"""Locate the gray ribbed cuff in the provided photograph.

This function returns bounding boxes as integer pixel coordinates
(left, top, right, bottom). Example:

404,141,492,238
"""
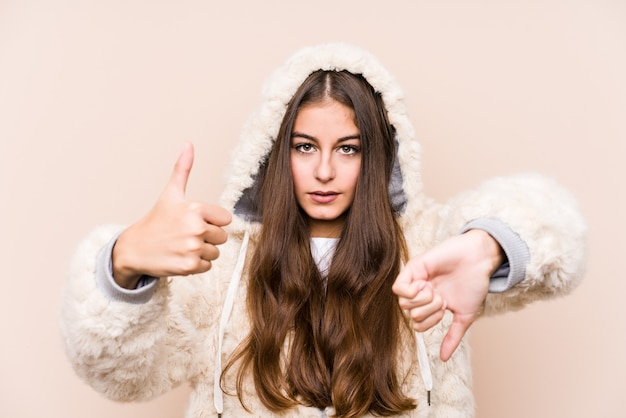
95,231,159,304
460,218,530,293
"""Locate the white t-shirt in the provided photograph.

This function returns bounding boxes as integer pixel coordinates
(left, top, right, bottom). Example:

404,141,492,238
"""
310,237,338,278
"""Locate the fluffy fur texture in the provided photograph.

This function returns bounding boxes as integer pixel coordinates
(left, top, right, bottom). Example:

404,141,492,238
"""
60,43,587,417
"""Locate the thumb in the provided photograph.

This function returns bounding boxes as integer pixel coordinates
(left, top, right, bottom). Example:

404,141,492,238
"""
439,315,471,362
164,142,194,198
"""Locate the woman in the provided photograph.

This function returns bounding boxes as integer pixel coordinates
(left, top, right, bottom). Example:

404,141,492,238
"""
60,43,587,417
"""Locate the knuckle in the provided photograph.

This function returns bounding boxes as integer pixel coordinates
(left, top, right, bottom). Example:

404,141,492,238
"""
187,220,207,237
410,309,424,323
179,256,202,275
412,322,427,332
183,237,203,253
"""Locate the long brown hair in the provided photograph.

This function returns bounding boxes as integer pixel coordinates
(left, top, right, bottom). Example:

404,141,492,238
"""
223,70,415,417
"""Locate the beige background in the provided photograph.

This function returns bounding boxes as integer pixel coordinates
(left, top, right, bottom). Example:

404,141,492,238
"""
1,0,624,417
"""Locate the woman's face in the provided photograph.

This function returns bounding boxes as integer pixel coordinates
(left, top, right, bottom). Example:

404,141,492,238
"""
290,99,362,238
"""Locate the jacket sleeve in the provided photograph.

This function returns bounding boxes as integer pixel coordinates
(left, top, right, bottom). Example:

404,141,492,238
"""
59,225,217,401
436,173,588,315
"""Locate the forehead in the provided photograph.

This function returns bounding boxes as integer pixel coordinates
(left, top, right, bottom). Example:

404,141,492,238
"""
293,100,358,134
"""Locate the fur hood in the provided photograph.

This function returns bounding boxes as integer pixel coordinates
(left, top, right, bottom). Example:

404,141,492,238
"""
220,43,425,234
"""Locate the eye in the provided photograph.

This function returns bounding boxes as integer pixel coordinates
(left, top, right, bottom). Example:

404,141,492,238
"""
338,144,360,155
294,143,316,153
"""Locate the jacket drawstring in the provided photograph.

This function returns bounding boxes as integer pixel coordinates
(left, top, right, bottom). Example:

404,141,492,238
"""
400,260,434,405
214,231,250,416
415,331,433,405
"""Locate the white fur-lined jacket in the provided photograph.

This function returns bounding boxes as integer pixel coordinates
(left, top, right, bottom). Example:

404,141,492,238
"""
60,44,587,417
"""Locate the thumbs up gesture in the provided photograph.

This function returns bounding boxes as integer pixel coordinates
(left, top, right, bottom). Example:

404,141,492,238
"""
112,143,232,289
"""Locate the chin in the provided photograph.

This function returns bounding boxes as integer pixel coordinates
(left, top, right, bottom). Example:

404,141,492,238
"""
309,213,341,222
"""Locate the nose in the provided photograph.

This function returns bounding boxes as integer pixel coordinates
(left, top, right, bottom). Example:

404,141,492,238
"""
314,152,335,182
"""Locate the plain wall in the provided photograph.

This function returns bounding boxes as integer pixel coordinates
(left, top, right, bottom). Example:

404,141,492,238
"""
1,0,624,417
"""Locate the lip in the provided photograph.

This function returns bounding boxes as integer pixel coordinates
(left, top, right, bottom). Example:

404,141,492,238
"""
309,191,339,204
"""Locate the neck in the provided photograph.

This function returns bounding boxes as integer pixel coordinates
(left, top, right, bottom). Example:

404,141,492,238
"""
308,219,344,238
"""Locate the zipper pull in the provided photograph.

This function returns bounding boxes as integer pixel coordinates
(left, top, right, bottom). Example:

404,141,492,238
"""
427,390,431,406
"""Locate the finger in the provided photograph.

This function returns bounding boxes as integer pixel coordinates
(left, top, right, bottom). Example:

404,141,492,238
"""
439,317,471,362
409,305,446,332
201,204,232,227
392,268,415,298
407,291,445,324
397,280,429,310
178,257,212,276
393,260,427,298
164,142,194,199
200,243,221,262
203,224,229,246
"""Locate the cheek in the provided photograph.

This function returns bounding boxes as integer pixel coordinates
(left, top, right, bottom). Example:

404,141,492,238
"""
347,161,361,191
290,157,304,191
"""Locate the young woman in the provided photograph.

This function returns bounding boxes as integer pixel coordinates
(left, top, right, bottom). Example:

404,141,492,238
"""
60,43,587,417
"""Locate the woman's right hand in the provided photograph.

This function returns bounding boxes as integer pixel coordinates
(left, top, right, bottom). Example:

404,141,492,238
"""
112,142,232,289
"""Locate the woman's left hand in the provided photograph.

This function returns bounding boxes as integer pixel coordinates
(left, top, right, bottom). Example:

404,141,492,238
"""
392,229,503,361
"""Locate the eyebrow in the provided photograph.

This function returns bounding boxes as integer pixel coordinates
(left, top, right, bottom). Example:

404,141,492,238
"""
291,132,361,142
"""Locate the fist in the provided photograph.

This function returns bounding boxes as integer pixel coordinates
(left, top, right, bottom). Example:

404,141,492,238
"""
393,230,501,361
